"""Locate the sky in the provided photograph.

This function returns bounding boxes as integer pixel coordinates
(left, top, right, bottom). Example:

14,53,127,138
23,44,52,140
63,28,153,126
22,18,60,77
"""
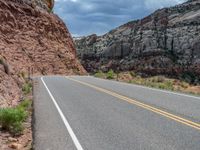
54,0,186,37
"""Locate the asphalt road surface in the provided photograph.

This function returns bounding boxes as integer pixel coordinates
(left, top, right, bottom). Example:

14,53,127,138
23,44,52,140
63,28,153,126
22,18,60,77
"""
33,76,200,150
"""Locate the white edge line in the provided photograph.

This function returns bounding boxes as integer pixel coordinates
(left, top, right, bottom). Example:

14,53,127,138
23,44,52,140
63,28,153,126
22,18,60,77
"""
88,76,200,100
41,77,84,150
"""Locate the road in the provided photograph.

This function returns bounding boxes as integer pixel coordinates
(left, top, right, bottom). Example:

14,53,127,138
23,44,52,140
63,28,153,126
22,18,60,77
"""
33,76,200,150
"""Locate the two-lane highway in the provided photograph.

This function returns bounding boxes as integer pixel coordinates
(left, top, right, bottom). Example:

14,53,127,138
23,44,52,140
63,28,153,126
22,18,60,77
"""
33,76,200,150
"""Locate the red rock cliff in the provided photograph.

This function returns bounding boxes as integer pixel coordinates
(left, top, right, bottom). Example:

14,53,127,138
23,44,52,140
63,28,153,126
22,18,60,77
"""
0,0,86,107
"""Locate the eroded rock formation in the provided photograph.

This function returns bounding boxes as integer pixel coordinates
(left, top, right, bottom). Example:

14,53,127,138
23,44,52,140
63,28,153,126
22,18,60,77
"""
75,0,200,82
0,0,86,107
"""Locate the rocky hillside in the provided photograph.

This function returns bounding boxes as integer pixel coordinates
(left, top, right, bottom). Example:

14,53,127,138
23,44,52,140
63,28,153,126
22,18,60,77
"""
75,0,200,82
0,0,86,107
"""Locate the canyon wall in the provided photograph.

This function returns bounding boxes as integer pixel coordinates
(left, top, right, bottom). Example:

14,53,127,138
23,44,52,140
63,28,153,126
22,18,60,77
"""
75,0,200,82
0,0,86,107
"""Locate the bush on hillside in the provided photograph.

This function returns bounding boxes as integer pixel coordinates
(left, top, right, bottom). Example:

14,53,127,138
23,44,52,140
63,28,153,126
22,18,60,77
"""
0,108,27,135
0,100,31,135
22,82,32,95
94,70,105,78
106,69,115,79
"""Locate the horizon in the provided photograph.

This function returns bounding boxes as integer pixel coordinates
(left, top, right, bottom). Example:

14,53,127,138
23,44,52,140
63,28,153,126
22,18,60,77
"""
54,0,187,37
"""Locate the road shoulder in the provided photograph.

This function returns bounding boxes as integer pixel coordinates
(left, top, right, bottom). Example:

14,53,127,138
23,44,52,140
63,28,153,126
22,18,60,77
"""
33,78,76,150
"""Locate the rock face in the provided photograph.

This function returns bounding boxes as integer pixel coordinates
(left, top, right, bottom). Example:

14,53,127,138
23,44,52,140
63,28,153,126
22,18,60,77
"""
75,0,200,81
0,0,86,107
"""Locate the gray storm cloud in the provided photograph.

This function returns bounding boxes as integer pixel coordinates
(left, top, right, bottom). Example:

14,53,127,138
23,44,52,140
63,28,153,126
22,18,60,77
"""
54,0,187,36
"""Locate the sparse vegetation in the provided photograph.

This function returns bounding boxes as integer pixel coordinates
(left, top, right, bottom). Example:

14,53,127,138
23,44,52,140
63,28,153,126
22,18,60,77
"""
95,69,116,79
106,69,115,79
93,71,200,96
18,71,26,79
47,0,54,13
0,100,31,135
48,8,53,13
22,82,32,95
94,70,105,78
17,99,32,111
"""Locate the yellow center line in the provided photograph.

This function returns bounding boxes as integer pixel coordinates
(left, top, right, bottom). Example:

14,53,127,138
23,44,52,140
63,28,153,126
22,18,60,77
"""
66,77,200,131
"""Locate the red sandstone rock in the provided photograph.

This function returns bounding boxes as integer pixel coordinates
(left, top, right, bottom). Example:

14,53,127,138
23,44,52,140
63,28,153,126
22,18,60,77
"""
0,0,86,107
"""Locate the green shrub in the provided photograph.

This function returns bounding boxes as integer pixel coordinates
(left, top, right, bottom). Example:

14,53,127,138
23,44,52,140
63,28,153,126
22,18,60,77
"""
17,99,32,111
157,83,166,89
165,81,174,90
0,100,31,135
22,82,32,95
106,69,115,79
131,76,175,91
156,80,174,91
0,107,27,135
94,70,105,78
9,121,24,135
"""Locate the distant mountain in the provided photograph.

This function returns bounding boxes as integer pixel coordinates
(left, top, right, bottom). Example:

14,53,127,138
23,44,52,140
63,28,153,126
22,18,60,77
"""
75,0,200,82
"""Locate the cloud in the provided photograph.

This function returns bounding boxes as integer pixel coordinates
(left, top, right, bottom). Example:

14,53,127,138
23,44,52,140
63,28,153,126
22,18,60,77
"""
144,0,186,10
54,0,187,36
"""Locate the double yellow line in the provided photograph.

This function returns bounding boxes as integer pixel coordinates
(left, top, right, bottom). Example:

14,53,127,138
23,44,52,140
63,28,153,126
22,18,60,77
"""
66,77,200,131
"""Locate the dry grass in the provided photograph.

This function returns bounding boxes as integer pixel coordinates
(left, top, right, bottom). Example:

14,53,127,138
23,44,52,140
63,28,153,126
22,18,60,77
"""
94,71,200,96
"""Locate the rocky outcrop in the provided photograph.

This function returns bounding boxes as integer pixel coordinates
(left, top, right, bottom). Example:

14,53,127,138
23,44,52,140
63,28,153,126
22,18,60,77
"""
0,0,86,107
75,0,200,82
5,0,54,11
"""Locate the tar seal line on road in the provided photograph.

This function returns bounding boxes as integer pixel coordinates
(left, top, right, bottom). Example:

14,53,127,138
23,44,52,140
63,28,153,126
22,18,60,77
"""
41,77,84,150
66,77,200,131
